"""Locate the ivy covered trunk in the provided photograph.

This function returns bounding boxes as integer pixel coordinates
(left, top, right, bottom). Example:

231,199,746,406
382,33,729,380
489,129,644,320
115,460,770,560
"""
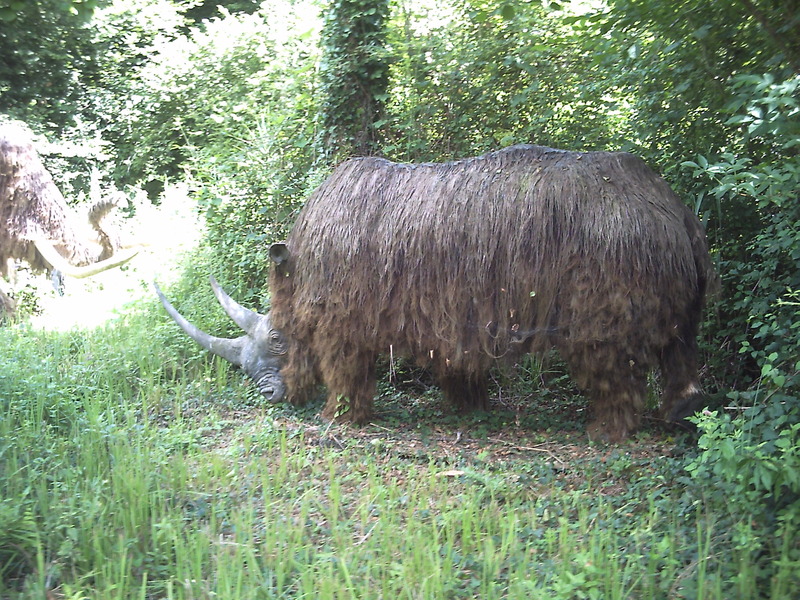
319,0,390,160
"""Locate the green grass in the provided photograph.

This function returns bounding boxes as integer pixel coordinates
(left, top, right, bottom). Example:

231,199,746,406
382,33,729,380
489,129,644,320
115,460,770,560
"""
1,301,798,599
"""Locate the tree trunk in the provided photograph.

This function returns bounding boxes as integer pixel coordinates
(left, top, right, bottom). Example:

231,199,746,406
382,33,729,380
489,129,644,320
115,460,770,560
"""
320,0,390,160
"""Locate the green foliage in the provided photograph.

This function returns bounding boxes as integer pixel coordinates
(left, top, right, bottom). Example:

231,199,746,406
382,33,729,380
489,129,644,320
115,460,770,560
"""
183,0,260,24
676,69,800,591
86,0,194,191
85,2,324,291
172,4,323,291
0,0,98,128
384,0,631,161
603,0,797,168
686,405,800,590
0,501,37,582
320,0,391,159
682,73,800,393
688,405,800,518
0,0,97,22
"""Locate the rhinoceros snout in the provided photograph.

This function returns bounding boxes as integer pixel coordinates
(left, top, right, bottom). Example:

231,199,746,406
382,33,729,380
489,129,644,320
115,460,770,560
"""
255,376,285,403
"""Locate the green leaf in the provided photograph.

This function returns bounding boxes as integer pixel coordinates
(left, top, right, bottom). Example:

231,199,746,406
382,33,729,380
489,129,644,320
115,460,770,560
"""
758,468,773,492
500,4,515,20
720,439,736,461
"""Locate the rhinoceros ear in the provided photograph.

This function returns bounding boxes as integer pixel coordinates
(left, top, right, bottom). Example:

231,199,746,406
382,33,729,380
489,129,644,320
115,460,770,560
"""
269,242,290,266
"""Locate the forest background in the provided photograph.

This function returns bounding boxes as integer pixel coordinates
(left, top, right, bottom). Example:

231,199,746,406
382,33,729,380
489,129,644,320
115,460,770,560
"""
0,0,798,598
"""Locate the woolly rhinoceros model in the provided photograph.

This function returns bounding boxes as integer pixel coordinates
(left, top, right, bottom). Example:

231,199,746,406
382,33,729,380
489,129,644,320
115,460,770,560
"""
157,145,715,442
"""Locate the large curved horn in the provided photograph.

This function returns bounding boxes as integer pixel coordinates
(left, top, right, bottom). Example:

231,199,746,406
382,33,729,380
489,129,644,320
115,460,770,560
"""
209,276,266,335
34,238,139,279
153,282,246,367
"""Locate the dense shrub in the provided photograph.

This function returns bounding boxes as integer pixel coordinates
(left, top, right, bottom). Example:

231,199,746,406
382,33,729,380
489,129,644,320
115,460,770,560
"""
682,74,800,395
101,1,325,295
686,404,800,591
383,1,632,162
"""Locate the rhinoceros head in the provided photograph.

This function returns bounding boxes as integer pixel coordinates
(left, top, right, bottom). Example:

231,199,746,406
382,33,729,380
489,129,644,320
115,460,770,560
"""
154,277,287,401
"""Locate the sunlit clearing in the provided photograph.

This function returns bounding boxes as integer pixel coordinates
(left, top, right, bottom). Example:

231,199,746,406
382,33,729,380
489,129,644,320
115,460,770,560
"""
23,183,204,331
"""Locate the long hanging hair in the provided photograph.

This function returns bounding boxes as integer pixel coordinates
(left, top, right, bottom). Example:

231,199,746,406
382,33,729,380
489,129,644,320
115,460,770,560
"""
271,145,712,378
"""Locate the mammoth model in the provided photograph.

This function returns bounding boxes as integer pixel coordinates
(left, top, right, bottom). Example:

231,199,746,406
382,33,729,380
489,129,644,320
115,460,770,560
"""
1,122,138,313
158,145,714,442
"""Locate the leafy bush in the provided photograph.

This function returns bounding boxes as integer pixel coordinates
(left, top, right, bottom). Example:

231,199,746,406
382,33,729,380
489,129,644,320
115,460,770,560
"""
683,74,800,394
685,405,800,592
383,1,632,162
116,3,324,293
677,75,800,593
0,0,98,129
688,405,800,522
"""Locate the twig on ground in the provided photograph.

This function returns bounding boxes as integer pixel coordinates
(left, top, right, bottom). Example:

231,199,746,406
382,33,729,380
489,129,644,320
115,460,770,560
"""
488,436,566,466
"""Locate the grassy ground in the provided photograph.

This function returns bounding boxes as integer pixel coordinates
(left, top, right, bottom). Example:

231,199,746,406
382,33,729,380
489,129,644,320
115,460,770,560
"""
1,300,798,599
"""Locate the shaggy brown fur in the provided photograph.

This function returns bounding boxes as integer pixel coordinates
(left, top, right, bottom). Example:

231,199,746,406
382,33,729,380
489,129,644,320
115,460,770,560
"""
269,145,714,442
0,123,121,279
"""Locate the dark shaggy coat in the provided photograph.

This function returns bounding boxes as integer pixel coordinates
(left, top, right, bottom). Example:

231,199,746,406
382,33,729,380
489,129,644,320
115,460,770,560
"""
269,145,713,442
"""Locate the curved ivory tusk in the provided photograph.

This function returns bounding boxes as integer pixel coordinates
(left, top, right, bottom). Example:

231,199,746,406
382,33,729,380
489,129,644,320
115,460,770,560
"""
33,238,140,279
153,282,247,367
209,276,267,335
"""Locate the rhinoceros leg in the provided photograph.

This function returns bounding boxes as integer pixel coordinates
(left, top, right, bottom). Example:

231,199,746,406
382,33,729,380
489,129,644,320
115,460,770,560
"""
562,342,646,443
437,370,490,412
585,384,646,444
318,349,377,425
658,335,703,425
281,343,322,406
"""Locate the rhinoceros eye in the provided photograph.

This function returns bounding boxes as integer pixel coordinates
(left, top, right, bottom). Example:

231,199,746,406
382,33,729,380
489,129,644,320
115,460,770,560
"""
270,331,288,355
